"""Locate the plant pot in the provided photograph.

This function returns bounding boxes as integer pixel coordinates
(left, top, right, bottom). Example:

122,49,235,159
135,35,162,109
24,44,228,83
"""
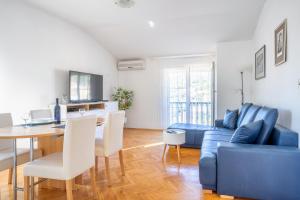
123,110,127,127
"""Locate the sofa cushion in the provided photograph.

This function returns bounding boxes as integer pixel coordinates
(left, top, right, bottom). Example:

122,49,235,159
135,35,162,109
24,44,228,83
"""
199,131,233,190
254,107,278,144
237,103,252,127
199,151,217,190
168,123,234,148
203,131,234,143
269,125,299,147
168,123,217,148
239,105,261,126
215,119,224,128
223,109,238,129
230,120,263,144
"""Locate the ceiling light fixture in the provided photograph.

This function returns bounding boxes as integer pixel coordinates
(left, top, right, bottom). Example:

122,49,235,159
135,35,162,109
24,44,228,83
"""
148,20,155,28
114,0,135,8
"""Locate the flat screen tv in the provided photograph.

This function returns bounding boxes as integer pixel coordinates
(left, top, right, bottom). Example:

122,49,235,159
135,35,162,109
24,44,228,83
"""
69,71,103,103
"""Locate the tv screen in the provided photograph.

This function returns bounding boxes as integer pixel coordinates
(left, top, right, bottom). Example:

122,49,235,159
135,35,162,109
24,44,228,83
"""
69,71,103,103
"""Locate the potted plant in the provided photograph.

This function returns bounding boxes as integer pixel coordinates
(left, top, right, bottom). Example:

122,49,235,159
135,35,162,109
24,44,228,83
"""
112,87,134,123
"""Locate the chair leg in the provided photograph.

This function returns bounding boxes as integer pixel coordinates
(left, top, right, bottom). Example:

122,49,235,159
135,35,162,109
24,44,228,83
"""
119,150,125,176
95,156,99,172
89,167,97,197
176,145,181,163
162,144,167,160
66,179,73,200
24,176,30,200
75,175,83,185
104,156,111,186
8,168,13,184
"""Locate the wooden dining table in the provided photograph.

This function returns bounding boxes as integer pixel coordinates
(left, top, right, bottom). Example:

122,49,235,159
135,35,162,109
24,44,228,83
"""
0,117,104,200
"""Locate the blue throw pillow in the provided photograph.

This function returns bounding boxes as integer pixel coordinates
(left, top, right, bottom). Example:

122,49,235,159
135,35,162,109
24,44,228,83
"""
230,120,263,144
223,109,238,129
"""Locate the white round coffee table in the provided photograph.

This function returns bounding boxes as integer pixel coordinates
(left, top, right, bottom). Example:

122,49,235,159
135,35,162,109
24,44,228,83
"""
162,129,186,163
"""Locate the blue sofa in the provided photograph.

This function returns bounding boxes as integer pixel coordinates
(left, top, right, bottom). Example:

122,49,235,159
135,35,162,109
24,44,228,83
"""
168,103,300,200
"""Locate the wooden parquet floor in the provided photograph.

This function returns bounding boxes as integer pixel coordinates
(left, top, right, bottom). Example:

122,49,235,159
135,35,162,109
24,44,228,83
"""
0,129,242,200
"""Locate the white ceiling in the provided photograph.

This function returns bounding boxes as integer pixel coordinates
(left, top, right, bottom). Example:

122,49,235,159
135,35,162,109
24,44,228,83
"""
24,0,265,59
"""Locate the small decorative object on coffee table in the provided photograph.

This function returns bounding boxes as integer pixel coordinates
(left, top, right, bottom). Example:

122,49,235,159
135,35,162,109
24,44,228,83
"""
162,129,186,163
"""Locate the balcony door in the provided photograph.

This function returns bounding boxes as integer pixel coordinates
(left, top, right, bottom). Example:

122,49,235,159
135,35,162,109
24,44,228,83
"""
165,63,214,126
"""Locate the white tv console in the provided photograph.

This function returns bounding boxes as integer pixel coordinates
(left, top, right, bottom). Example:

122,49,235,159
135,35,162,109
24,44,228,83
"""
49,101,118,120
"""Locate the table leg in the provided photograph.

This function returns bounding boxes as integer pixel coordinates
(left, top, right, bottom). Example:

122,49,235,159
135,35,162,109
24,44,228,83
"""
176,145,181,163
13,139,17,200
30,138,34,200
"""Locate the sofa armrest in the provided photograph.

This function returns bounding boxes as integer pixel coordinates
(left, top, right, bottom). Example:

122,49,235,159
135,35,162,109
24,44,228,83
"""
217,142,300,200
214,119,224,128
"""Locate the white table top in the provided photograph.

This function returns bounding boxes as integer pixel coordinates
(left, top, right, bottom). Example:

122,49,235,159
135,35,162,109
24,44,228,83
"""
0,124,64,139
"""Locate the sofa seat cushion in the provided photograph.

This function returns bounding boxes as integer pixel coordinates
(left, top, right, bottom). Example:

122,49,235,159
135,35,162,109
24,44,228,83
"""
168,123,212,130
201,130,233,154
168,123,210,148
199,130,233,190
168,123,232,148
202,131,233,152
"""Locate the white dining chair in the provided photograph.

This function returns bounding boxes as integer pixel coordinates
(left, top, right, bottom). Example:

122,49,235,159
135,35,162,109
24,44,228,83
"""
23,115,98,200
95,111,125,186
0,113,42,184
30,109,52,121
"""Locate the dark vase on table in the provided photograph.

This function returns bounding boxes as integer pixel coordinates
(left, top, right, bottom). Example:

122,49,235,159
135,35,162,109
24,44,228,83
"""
54,98,61,124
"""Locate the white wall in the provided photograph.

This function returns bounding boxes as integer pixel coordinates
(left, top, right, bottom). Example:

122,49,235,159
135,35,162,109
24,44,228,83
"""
0,0,117,123
120,41,253,128
216,40,253,118
118,59,161,129
118,57,214,129
252,0,300,138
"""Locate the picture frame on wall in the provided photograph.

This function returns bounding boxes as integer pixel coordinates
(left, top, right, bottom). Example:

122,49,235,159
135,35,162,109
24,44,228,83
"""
255,45,266,80
275,19,287,66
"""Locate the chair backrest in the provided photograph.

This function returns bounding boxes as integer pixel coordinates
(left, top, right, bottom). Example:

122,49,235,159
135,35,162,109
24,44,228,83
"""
103,111,125,156
30,109,52,121
0,113,13,150
63,115,97,179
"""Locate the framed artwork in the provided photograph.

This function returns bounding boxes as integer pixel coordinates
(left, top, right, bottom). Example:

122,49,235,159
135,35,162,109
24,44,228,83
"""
275,19,287,65
255,45,266,80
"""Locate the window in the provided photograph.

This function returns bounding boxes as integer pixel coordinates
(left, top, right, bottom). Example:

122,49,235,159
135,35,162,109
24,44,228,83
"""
164,64,213,126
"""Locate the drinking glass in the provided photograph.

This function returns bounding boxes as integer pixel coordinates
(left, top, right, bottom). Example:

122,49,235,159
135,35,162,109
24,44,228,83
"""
21,113,30,127
79,108,86,116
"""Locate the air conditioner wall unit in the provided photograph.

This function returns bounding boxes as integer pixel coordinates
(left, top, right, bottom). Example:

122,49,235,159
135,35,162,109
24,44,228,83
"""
117,59,145,71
